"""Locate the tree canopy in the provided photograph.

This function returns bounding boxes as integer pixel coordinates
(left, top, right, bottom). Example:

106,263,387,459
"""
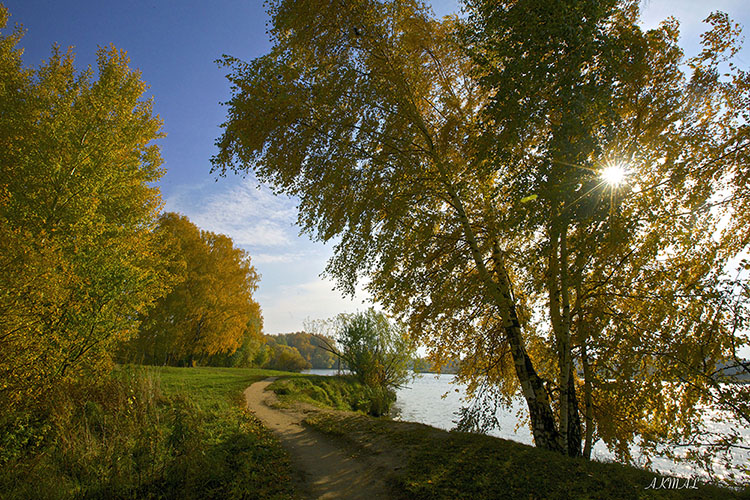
122,213,263,366
214,0,748,481
0,6,170,413
261,340,312,372
271,332,338,369
462,0,750,469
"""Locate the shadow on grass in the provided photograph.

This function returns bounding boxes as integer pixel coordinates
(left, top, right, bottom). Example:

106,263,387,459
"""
304,410,750,500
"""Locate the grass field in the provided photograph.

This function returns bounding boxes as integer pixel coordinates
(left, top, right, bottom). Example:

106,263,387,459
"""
1,365,300,500
306,410,750,500
8,366,744,499
155,365,289,407
137,366,301,500
269,374,371,411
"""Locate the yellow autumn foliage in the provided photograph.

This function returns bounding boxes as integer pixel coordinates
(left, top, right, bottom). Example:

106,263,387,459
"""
0,7,171,414
122,213,263,366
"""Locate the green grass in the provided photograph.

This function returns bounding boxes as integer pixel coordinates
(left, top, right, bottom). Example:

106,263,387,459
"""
267,374,749,500
140,365,301,500
303,411,749,500
0,365,301,500
268,374,397,416
269,374,367,411
155,365,294,407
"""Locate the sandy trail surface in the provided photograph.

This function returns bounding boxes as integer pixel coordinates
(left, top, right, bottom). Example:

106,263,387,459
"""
244,378,394,500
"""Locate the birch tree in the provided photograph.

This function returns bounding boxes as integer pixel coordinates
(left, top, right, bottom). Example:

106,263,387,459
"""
214,0,749,477
214,0,569,452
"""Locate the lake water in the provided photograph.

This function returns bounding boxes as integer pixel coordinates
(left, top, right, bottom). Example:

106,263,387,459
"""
303,369,749,482
392,372,534,445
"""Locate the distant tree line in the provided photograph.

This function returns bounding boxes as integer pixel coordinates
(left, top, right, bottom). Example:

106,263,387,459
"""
125,325,340,373
118,212,263,367
260,332,338,371
218,331,339,373
411,357,460,374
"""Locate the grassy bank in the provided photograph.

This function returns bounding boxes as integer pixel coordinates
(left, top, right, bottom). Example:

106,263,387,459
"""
269,374,395,416
269,375,369,411
276,374,748,500
305,411,748,500
157,365,284,409
0,366,297,500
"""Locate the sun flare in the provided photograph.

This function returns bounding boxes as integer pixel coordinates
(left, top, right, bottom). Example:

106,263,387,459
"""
600,164,627,187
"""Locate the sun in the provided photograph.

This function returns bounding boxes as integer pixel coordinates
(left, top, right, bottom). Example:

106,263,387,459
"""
600,164,627,187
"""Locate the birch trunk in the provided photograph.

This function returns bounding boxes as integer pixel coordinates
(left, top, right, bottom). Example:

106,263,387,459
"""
494,251,564,453
548,219,582,456
581,338,594,459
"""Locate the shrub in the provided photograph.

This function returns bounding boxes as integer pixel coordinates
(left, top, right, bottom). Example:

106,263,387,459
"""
264,344,311,372
271,375,396,416
312,309,414,414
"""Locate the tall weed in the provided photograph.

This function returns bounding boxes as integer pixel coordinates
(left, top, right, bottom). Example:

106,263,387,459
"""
0,367,294,499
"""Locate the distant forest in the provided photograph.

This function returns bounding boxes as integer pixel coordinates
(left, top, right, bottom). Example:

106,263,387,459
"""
257,332,461,374
261,332,338,371
257,332,462,375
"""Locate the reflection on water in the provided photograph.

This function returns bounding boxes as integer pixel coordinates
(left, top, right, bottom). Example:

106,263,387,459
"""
393,372,534,445
302,368,351,376
305,369,749,481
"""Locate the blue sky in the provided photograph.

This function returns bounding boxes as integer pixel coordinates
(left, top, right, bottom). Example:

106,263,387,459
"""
4,0,748,334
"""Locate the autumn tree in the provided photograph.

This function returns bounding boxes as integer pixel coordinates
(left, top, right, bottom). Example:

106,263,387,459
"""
0,6,171,414
259,337,311,372
213,0,749,479
213,0,563,450
204,316,265,367
123,213,263,366
462,0,750,475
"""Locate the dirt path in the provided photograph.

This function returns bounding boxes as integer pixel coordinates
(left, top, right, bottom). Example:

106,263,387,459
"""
244,378,393,500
